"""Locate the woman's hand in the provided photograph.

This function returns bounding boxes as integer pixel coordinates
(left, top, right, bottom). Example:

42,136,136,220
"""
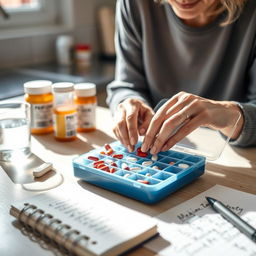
113,98,155,152
141,91,244,154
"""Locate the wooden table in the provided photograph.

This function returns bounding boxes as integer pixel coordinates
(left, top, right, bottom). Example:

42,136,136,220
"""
0,106,256,256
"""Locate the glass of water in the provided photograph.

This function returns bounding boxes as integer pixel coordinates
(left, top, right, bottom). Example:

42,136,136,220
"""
0,102,31,162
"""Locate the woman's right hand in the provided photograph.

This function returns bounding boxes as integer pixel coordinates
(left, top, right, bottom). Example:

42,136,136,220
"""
113,98,154,152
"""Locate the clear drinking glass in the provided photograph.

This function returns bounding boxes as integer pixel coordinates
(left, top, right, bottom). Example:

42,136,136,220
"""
0,102,31,162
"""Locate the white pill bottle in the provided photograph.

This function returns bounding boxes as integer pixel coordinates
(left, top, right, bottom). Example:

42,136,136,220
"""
56,35,74,66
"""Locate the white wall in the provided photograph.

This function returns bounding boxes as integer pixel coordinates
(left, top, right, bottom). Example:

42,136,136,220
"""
0,0,115,69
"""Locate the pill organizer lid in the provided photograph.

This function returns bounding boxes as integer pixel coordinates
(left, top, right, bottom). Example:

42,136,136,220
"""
171,121,239,161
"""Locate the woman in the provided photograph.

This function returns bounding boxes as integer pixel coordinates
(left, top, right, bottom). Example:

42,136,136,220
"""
107,0,256,154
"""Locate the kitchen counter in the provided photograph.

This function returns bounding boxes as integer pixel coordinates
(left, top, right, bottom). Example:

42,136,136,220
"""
0,58,115,101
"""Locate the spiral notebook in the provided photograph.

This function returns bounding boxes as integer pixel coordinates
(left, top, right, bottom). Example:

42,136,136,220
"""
10,184,157,256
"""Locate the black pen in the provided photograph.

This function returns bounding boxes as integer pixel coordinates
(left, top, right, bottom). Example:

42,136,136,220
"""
206,196,256,243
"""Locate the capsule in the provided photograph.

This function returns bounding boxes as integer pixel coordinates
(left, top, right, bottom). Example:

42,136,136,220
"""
137,179,149,184
151,154,158,161
88,156,99,161
142,161,153,166
126,156,137,162
104,143,112,151
109,167,116,173
113,154,123,159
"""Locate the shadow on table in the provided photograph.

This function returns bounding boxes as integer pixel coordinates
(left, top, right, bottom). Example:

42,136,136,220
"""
12,220,65,256
232,146,256,167
33,129,115,156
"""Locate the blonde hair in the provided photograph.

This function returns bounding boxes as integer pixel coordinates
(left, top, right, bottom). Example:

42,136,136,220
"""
155,0,247,26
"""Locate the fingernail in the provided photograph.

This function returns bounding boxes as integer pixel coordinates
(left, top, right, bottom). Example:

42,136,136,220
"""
131,137,136,145
140,128,146,135
141,143,148,152
128,145,133,152
150,146,157,155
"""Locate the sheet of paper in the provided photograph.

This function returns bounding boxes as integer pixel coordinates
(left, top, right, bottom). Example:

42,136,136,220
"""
145,185,256,256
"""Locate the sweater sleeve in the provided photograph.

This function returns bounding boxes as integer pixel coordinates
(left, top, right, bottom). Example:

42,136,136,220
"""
230,45,256,147
106,0,152,113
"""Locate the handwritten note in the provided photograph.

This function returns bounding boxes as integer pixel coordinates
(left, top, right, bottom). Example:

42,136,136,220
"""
145,185,256,256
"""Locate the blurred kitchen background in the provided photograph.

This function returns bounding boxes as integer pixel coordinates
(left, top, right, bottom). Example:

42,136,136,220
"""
0,0,116,107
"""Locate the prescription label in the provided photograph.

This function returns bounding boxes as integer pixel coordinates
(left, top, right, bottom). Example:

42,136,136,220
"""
30,103,53,129
77,103,96,129
53,112,77,138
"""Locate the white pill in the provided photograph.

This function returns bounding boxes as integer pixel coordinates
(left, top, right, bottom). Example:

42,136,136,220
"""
105,159,113,164
142,161,153,166
127,156,137,162
130,167,142,171
124,173,130,178
33,162,53,178
152,166,160,170
178,163,190,169
151,154,158,161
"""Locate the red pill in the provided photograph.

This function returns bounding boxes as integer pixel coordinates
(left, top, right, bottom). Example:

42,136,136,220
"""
137,179,149,184
95,163,105,169
88,156,99,161
111,162,117,167
99,165,110,172
110,167,116,173
104,143,112,151
94,160,104,165
137,152,148,157
113,154,123,159
106,148,114,156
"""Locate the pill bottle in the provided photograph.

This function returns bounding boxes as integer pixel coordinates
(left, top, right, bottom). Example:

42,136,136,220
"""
75,44,92,67
52,82,77,141
24,80,53,134
74,83,97,132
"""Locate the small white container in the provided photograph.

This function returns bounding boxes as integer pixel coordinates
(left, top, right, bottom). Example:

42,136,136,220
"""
56,35,74,66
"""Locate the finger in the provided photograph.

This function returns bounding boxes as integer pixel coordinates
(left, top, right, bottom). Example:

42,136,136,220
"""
161,114,204,151
126,104,139,146
141,93,192,152
149,105,196,155
113,126,124,146
138,108,154,136
115,109,132,150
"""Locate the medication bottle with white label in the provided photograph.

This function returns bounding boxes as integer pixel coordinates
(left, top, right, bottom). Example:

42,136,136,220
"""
52,82,77,141
74,83,97,132
24,80,53,134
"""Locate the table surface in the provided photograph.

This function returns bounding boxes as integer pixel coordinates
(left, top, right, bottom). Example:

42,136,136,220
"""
1,106,256,256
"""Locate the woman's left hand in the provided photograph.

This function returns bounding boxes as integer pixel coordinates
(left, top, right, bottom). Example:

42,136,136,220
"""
141,91,244,154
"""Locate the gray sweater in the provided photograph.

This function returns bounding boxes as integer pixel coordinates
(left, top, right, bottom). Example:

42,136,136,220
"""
107,0,256,147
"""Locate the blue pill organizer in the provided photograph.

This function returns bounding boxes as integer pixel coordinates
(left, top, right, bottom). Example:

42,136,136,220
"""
73,141,206,204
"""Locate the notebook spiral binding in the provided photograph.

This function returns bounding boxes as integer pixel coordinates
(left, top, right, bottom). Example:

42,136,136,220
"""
17,203,92,255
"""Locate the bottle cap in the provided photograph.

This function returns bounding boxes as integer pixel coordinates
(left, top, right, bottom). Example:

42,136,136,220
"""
52,82,74,93
24,80,52,95
74,83,96,97
75,44,91,51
